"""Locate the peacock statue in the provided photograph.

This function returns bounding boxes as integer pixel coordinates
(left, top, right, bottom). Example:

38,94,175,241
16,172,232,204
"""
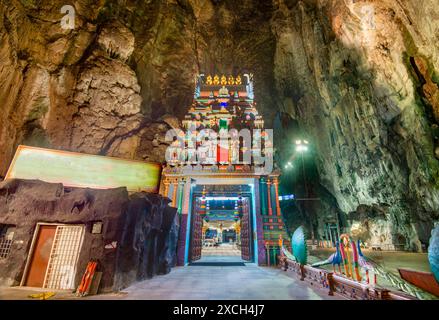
282,244,296,262
356,240,375,284
281,226,308,264
291,226,308,265
311,236,437,299
366,227,438,300
311,241,342,273
356,239,437,300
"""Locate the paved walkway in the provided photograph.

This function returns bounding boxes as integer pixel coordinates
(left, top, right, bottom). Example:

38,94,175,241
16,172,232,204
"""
0,256,343,300
88,256,343,300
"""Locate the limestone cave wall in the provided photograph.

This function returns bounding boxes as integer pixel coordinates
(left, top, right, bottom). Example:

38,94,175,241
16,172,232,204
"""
271,0,439,250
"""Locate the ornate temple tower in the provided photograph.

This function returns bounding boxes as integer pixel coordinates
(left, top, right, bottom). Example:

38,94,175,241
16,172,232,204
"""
160,74,290,266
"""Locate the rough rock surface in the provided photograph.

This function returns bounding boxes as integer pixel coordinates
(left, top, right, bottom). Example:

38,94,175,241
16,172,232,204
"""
114,192,179,290
0,179,178,292
0,0,438,250
271,0,439,251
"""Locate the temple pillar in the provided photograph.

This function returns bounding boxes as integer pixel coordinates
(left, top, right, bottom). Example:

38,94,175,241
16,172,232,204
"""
259,177,267,216
163,179,170,200
177,179,185,214
171,179,178,207
273,177,281,216
267,178,273,216
177,179,192,266
253,178,266,265
181,179,191,215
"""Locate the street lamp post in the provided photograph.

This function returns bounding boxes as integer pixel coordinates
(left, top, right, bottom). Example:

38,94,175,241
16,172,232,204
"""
283,139,320,244
295,140,315,243
295,140,309,196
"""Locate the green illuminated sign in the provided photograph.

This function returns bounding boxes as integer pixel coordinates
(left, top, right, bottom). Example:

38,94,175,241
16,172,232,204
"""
6,145,162,193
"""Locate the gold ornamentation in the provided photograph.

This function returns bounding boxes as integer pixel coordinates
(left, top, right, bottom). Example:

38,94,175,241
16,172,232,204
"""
228,75,235,85
221,75,227,85
206,75,213,85
213,75,220,85
235,75,242,85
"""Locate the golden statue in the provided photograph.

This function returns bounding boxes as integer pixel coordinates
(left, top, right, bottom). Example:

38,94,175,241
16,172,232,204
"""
235,75,242,85
213,75,220,85
206,75,213,85
228,75,235,85
220,75,227,86
218,85,229,96
234,222,241,235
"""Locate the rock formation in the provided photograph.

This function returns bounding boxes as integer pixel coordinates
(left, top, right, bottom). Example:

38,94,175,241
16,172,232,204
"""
0,0,438,250
0,179,178,291
271,0,439,251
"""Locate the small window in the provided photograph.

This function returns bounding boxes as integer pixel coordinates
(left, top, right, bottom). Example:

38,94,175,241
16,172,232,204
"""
0,224,15,259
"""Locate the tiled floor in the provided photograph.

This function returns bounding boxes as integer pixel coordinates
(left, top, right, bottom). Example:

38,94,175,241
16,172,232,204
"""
0,255,343,300
87,256,343,300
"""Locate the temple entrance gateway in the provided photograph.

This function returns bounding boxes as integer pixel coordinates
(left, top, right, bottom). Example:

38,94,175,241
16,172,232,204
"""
189,184,254,263
159,74,291,266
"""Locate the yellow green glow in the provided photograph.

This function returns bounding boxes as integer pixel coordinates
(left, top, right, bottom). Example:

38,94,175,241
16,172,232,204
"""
6,145,161,193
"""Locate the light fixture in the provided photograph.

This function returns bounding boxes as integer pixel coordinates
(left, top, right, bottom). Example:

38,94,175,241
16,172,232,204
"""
205,196,241,200
284,162,293,170
295,139,309,152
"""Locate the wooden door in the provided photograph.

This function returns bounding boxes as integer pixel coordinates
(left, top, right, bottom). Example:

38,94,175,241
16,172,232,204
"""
25,225,56,287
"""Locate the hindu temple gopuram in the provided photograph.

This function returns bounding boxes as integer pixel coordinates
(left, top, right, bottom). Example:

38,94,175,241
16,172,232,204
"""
0,0,439,309
160,74,289,266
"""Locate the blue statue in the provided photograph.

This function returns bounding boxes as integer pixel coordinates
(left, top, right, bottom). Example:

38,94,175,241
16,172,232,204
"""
428,225,439,284
311,241,342,273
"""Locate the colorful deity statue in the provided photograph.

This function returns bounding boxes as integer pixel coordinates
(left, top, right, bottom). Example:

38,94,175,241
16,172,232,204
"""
218,86,229,97
230,138,240,163
180,73,266,166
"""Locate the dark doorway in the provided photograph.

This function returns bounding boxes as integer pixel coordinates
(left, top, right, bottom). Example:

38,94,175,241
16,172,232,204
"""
189,185,254,264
